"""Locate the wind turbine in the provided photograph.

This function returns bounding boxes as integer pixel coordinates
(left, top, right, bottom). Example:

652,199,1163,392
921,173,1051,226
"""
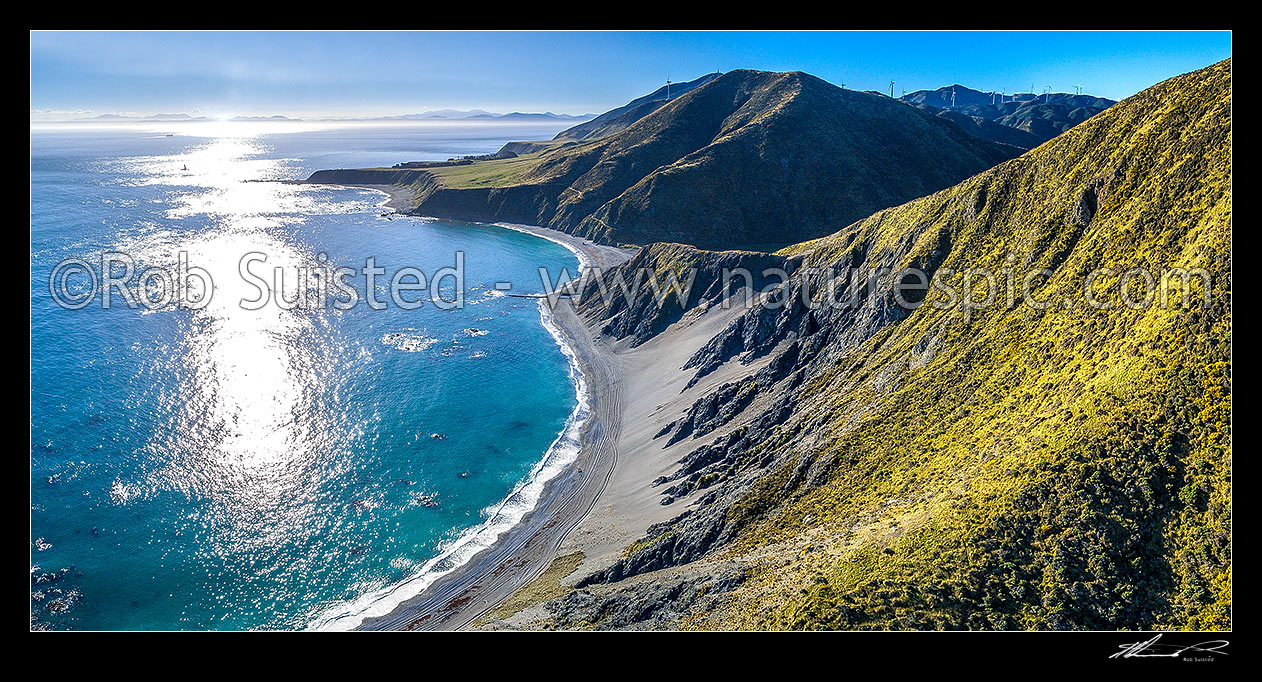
890,80,896,98
1074,84,1083,95
1044,86,1051,103
951,86,957,108
665,79,672,100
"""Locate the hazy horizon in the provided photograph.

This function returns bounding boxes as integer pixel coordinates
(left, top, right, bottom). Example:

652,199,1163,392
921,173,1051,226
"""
31,30,1230,122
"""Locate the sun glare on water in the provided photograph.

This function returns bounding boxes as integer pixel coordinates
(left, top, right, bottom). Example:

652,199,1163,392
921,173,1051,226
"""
111,128,357,554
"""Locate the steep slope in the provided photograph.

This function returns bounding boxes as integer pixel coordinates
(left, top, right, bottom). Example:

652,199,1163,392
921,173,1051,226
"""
521,59,1230,630
916,104,1045,149
310,70,1020,251
564,72,1017,250
983,100,1114,141
553,72,724,142
474,74,725,161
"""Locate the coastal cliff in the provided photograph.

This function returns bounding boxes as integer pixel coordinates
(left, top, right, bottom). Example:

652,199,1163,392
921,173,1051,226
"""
486,59,1231,630
306,166,559,226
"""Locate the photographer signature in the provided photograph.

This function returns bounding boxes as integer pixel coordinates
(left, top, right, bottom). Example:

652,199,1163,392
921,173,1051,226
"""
1110,634,1229,660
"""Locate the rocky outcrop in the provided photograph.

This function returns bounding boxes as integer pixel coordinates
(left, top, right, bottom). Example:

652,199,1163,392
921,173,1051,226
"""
305,168,432,186
575,242,799,345
544,564,745,630
531,60,1232,631
306,167,565,226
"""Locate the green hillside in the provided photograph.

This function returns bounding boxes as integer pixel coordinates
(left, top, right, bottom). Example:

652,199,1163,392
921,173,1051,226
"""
311,70,1019,251
560,59,1231,630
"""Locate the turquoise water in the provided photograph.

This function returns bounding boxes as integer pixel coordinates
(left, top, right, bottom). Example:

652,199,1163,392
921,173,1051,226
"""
30,121,583,630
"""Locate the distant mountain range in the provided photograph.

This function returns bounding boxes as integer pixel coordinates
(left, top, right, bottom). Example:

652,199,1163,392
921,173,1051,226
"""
52,82,1110,139
902,83,1114,110
900,84,1116,149
89,113,294,122
51,111,594,124
548,77,1115,153
91,113,212,121
360,110,595,122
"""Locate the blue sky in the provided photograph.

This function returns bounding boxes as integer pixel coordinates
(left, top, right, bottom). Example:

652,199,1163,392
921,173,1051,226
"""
30,31,1232,120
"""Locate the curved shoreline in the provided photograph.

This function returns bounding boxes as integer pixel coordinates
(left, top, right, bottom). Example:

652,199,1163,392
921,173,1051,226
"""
352,297,625,630
313,185,633,630
489,221,637,272
310,301,593,631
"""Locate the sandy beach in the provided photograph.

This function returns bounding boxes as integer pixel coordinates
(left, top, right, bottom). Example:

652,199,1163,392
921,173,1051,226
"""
355,295,627,629
490,222,633,272
341,183,418,213
321,184,755,630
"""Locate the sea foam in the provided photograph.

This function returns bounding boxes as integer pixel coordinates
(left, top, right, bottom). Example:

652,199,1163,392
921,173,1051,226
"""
307,297,590,631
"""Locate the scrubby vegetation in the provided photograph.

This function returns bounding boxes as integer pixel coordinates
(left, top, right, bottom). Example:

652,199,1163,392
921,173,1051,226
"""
721,59,1231,631
570,60,1230,631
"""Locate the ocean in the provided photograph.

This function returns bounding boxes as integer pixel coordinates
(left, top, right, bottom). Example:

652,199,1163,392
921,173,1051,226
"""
30,120,585,630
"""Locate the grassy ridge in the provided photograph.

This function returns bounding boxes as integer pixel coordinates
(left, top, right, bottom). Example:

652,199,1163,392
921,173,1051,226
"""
696,59,1231,630
404,70,1020,250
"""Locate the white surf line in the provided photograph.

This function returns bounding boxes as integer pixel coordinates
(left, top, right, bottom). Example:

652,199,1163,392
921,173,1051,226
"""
305,221,593,632
491,222,594,273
